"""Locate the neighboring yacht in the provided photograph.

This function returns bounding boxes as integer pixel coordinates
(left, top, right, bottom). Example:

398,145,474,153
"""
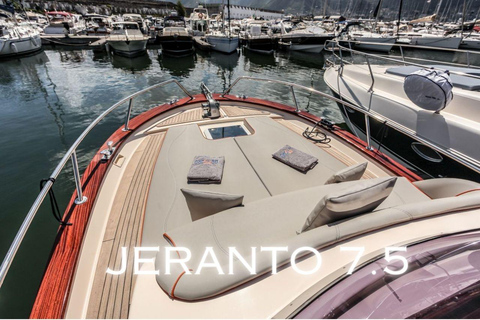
205,0,239,54
106,22,149,57
338,21,396,53
0,7,42,58
43,11,84,35
244,22,275,55
2,77,480,319
324,42,480,181
206,30,239,54
277,23,335,53
157,16,194,56
188,5,209,36
122,13,147,33
83,14,112,35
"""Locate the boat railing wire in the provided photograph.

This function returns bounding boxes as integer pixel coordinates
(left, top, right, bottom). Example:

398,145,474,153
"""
324,39,480,79
0,79,194,288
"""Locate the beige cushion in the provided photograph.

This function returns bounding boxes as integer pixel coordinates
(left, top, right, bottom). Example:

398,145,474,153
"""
325,162,368,184
299,177,397,233
181,188,244,221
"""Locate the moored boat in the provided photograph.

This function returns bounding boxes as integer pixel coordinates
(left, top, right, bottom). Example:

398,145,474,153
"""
277,24,334,53
0,7,42,58
157,16,194,57
106,22,149,57
2,76,480,319
324,42,480,181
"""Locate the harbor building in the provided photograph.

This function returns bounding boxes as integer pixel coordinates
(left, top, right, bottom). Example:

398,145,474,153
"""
198,3,283,19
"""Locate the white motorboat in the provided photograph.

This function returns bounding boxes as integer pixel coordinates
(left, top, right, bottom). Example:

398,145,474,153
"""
43,11,84,35
84,14,112,35
122,13,147,33
188,5,209,36
3,77,480,319
324,42,480,180
277,24,335,53
106,22,149,57
0,8,42,58
398,32,463,49
338,22,396,53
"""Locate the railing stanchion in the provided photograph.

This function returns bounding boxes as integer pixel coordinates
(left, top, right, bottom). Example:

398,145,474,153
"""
123,98,133,132
290,85,300,112
71,150,87,205
364,114,374,151
365,56,375,92
399,45,406,65
467,51,471,67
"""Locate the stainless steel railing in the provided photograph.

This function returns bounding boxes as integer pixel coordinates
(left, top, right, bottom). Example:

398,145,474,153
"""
0,79,194,288
325,39,480,81
222,76,480,175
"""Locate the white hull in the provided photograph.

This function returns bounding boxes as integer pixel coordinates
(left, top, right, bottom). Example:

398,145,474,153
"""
107,39,147,57
206,36,239,54
0,35,42,57
411,36,462,49
324,64,480,162
460,38,480,50
353,37,396,52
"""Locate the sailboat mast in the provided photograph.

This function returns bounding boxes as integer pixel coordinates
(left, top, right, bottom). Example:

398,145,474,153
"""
461,0,467,38
227,0,231,37
373,0,384,33
396,0,403,37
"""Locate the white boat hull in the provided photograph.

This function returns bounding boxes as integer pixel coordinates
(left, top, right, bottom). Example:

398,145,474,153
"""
353,37,396,52
206,36,239,54
460,38,480,50
323,65,480,163
411,36,462,49
107,39,148,57
0,35,42,57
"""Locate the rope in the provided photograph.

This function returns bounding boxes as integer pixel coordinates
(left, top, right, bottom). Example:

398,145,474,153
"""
40,178,71,226
303,119,333,144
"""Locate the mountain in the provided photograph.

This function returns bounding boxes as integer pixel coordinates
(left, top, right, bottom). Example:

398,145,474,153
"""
170,0,480,21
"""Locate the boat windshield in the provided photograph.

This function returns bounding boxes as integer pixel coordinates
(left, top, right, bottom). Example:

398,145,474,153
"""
295,231,480,319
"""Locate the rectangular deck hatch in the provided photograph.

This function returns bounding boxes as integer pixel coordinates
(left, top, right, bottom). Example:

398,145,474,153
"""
201,121,253,140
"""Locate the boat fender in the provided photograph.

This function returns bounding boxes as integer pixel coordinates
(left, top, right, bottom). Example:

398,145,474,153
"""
404,68,453,113
10,42,18,53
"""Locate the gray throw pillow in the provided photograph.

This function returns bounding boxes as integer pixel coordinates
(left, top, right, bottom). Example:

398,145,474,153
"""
325,162,368,184
299,177,397,233
181,189,244,221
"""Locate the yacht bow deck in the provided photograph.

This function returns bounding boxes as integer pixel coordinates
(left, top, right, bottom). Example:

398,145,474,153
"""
66,102,392,318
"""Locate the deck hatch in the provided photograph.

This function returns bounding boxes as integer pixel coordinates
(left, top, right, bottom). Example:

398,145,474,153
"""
201,121,252,140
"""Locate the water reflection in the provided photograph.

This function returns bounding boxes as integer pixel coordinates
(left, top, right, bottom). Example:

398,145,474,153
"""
110,52,152,73
159,53,196,77
242,48,277,68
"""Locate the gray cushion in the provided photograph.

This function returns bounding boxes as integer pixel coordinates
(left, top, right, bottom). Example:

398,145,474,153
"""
325,162,368,184
300,177,397,233
181,188,244,221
